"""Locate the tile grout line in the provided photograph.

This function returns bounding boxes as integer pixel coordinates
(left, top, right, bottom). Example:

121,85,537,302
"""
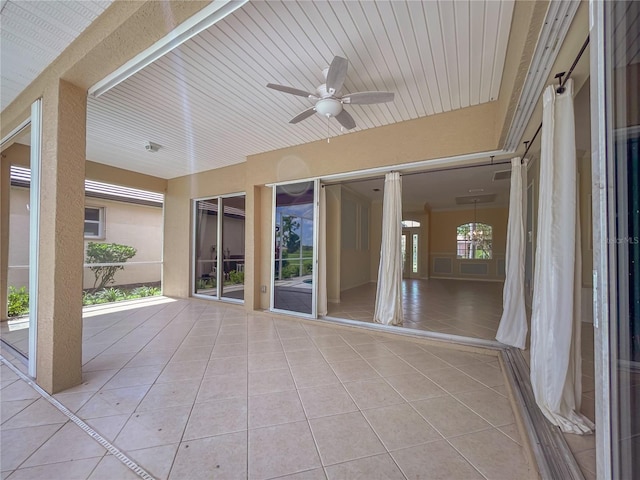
161,303,220,479
313,330,413,479
0,355,157,480
278,320,329,479
332,335,504,480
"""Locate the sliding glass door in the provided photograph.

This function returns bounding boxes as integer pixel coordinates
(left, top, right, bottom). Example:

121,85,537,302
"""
272,181,317,316
220,196,246,301
0,100,42,378
592,1,639,477
193,193,245,302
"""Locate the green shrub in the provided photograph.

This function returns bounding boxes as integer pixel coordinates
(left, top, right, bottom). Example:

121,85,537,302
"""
98,287,124,303
86,242,137,291
302,260,313,275
281,264,299,279
131,286,161,297
82,291,97,305
197,278,215,290
8,286,29,317
228,270,244,284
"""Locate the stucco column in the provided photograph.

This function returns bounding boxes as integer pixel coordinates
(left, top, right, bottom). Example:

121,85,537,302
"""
0,158,10,320
36,80,86,393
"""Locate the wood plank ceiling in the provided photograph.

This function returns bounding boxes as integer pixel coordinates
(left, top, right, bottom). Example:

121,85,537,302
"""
86,0,515,179
0,0,113,110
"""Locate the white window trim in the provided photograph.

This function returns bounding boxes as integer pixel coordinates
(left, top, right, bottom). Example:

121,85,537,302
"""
84,206,105,240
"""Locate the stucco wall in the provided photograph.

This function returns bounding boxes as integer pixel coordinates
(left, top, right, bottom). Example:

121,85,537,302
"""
162,101,500,309
8,186,163,290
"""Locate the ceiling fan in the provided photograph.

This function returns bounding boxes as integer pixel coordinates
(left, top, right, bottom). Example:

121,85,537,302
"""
266,56,394,130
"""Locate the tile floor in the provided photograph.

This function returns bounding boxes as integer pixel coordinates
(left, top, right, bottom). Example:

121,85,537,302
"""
330,278,598,480
1,297,535,479
328,279,504,341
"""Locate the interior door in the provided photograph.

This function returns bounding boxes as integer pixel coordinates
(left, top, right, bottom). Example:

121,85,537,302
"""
401,229,420,279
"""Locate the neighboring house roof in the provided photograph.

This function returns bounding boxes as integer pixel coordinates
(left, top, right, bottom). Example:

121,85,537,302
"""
10,166,163,207
197,200,245,219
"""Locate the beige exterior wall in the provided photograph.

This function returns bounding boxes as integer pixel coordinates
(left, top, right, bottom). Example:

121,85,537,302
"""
8,187,163,290
429,206,508,281
162,101,501,309
4,143,167,193
82,198,163,289
163,163,246,300
7,188,30,289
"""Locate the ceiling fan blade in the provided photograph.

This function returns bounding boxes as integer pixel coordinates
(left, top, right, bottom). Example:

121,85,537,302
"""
326,56,348,95
335,109,356,130
289,107,316,124
267,83,315,98
341,91,395,104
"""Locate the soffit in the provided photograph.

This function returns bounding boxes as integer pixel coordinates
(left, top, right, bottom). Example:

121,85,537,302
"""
86,0,515,179
0,0,113,110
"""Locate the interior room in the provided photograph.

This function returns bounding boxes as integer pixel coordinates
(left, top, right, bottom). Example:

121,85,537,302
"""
324,162,511,341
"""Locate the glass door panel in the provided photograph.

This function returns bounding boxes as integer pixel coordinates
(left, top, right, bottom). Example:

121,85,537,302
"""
221,196,246,301
401,233,408,277
601,1,640,477
273,182,315,315
194,198,218,297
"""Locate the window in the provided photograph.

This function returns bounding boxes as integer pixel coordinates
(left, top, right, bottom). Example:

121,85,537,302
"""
457,222,492,259
84,207,104,238
402,220,420,228
412,233,418,273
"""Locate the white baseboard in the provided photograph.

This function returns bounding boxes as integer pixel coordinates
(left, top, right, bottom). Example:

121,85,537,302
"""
429,276,504,283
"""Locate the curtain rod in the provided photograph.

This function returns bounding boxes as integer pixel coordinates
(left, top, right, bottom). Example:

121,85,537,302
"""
522,35,590,159
323,158,515,187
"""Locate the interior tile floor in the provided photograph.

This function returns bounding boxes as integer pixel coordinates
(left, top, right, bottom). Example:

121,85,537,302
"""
328,279,504,341
1,297,534,480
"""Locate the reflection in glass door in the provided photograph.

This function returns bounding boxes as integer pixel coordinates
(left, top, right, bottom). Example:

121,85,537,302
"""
193,198,219,298
193,194,246,302
272,181,316,316
221,196,246,301
0,100,42,379
593,1,639,477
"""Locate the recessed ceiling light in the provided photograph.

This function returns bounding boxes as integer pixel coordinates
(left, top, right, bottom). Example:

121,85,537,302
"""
468,188,485,193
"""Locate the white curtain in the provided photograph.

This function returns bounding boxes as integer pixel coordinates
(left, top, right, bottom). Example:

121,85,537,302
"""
530,79,594,434
374,172,403,326
496,157,528,349
317,184,328,316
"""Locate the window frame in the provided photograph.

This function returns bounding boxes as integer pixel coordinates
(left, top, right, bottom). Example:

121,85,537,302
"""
456,222,493,260
84,206,105,239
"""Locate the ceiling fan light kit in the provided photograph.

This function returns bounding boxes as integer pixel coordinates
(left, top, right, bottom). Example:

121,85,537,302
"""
266,55,394,131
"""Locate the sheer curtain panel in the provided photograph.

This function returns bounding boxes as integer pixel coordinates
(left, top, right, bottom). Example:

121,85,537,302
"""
373,172,403,326
496,157,528,348
530,79,593,434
